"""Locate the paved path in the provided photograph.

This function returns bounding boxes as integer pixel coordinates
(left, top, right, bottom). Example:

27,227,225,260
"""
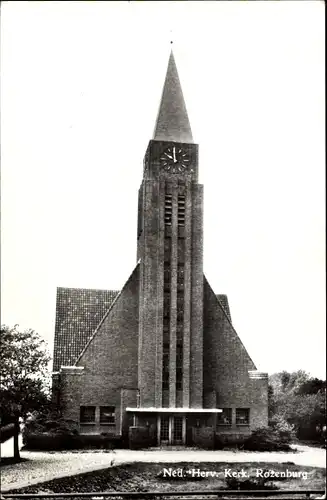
1,444,325,493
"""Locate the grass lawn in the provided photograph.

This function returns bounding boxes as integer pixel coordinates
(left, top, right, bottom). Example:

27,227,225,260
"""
6,461,326,498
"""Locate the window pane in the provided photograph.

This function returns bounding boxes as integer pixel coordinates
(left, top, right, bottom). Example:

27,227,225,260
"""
236,408,250,425
80,406,96,423
217,408,232,426
100,406,115,424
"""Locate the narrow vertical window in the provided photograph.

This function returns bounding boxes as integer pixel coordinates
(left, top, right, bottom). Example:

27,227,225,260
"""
177,195,185,226
162,344,170,390
236,408,250,425
164,262,171,292
164,194,172,226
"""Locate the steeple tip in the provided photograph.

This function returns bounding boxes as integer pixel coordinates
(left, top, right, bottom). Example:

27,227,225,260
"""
153,51,193,144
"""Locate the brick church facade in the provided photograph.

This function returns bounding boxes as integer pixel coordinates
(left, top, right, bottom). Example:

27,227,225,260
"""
52,52,268,448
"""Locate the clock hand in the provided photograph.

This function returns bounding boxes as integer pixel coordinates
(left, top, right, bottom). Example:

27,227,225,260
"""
164,153,173,159
173,147,177,163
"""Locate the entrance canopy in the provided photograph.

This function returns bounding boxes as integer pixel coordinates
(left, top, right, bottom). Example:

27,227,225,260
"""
126,407,222,413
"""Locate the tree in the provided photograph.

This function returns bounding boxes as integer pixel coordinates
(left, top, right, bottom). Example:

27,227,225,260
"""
269,370,326,442
296,378,326,395
0,325,51,458
269,370,312,395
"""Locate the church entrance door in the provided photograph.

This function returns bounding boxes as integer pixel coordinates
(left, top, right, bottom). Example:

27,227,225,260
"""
172,416,184,445
160,415,170,444
158,415,186,445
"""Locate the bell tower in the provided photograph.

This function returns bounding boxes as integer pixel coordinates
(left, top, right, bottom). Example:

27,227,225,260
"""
137,51,204,410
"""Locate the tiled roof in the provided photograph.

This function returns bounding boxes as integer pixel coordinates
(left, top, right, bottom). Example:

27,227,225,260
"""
216,294,232,323
53,287,119,372
53,287,232,372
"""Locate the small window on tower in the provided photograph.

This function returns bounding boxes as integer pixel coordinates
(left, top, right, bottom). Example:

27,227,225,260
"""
177,264,184,290
164,238,172,260
163,294,170,319
162,376,169,390
164,263,171,291
177,195,185,227
165,194,172,226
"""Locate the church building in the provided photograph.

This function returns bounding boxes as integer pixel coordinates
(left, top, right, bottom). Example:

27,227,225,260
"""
52,51,268,448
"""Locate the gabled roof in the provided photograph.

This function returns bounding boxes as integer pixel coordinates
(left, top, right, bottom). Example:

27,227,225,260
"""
53,286,232,372
153,51,193,144
53,287,119,371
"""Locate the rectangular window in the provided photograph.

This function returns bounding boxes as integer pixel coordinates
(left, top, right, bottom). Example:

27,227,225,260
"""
177,263,184,291
217,408,232,427
163,326,170,344
164,263,171,291
177,263,184,281
80,406,96,424
178,238,185,260
176,325,183,345
236,408,250,425
176,342,183,390
163,319,170,330
177,309,184,322
162,345,169,390
164,194,172,226
162,372,169,390
176,369,183,390
177,295,184,309
100,406,115,425
163,294,170,319
177,195,185,226
164,238,172,260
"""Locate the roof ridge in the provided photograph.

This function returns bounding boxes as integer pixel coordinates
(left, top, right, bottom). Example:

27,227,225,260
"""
57,286,120,293
74,262,140,366
204,274,257,370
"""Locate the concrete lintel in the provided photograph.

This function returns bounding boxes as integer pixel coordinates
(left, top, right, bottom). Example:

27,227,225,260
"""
126,407,222,413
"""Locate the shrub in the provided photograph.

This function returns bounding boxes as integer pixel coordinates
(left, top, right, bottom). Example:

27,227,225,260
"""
243,427,292,452
269,415,296,442
77,434,122,449
225,476,278,491
23,432,122,451
23,413,122,451
214,435,225,450
23,410,125,450
23,411,80,450
23,431,76,450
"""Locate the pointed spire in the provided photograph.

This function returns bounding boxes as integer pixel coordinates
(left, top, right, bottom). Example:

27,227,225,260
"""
153,51,193,144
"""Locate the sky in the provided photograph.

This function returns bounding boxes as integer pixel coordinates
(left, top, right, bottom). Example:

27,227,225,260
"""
1,1,325,379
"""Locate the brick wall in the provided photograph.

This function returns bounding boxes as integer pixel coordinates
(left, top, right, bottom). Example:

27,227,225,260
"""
203,276,268,429
192,426,215,449
60,264,140,435
190,184,204,408
138,179,163,407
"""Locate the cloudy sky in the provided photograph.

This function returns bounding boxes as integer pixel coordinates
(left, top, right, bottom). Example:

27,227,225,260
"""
1,1,325,378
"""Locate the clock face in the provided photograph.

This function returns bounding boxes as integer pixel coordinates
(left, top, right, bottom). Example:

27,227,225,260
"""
160,146,192,173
